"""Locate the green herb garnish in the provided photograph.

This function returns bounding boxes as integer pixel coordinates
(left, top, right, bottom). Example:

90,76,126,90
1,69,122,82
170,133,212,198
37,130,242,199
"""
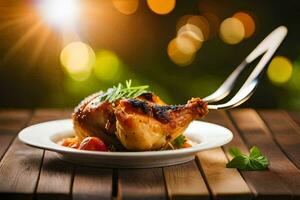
173,135,186,148
98,80,149,102
226,146,269,171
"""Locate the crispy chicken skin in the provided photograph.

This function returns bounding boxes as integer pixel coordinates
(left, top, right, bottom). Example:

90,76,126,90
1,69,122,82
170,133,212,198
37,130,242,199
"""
114,98,208,150
72,92,208,151
72,91,123,149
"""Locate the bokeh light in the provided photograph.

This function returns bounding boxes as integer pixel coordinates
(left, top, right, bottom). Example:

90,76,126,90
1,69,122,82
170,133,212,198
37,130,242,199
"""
177,15,210,41
64,76,102,105
289,60,300,90
112,0,139,15
172,14,211,66
202,12,221,38
177,24,203,51
187,15,210,41
267,56,293,84
233,12,255,38
286,60,300,108
93,50,121,82
219,17,245,44
60,42,95,81
147,0,176,15
36,0,79,29
176,14,193,31
167,36,196,66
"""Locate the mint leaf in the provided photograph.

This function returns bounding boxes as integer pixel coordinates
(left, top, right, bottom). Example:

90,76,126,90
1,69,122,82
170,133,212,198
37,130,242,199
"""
226,155,249,169
249,146,262,158
226,146,269,171
245,159,266,171
253,155,269,168
229,147,242,157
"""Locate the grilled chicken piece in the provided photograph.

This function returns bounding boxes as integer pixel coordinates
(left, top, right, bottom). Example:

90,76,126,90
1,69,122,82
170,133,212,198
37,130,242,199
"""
72,92,208,151
114,98,208,150
72,91,122,149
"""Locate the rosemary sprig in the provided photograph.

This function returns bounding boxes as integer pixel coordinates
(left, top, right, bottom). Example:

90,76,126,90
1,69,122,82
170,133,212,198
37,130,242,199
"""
98,80,149,102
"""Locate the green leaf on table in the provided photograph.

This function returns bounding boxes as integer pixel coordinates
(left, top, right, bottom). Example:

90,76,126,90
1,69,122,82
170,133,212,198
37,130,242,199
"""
229,147,242,157
226,146,269,171
226,155,248,169
249,146,263,158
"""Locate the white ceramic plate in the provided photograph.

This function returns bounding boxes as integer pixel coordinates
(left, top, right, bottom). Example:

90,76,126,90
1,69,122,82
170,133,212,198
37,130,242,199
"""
18,119,232,168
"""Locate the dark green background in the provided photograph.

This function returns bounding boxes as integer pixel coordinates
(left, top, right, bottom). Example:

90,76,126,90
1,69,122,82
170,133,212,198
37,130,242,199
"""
0,0,299,109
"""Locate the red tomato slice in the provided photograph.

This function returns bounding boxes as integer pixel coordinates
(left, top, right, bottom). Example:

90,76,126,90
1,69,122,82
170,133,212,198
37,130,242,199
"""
79,137,109,151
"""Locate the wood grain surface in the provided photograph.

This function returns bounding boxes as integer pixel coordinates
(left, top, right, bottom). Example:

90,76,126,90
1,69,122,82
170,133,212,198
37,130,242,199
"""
163,160,210,200
230,109,300,199
0,109,300,200
200,113,252,200
118,168,166,200
288,111,300,127
29,109,74,200
72,166,113,200
208,110,292,200
0,110,31,160
0,109,41,200
258,110,300,169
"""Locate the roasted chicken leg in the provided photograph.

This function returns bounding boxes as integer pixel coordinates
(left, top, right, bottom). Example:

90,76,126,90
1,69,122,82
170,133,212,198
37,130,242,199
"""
73,92,208,151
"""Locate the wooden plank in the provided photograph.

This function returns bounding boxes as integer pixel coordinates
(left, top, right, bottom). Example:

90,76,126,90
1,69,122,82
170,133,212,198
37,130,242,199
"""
288,111,300,127
258,110,300,170
0,110,42,199
0,121,43,199
118,168,166,200
30,109,74,200
197,112,253,200
29,109,72,125
40,108,116,200
33,109,114,200
35,151,74,200
230,109,300,199
163,160,210,200
72,166,113,200
196,148,252,200
206,110,292,200
0,109,31,160
0,109,32,131
0,129,16,161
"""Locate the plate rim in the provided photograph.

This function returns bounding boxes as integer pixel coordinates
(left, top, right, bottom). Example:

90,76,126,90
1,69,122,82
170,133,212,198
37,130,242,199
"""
18,119,233,157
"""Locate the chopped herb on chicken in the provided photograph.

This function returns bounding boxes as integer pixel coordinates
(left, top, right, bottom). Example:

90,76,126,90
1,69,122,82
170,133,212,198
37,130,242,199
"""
173,135,186,148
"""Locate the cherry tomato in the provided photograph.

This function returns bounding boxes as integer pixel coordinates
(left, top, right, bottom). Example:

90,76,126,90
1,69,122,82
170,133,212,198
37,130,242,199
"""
79,137,109,151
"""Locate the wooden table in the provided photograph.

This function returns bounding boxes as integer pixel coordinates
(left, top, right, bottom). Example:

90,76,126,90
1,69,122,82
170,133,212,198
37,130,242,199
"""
0,109,300,200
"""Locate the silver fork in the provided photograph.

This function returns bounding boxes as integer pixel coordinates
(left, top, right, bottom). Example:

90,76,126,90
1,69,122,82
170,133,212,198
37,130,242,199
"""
204,26,288,110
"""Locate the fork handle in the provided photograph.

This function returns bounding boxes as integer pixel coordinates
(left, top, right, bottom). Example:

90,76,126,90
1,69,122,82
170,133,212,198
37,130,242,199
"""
208,26,288,110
